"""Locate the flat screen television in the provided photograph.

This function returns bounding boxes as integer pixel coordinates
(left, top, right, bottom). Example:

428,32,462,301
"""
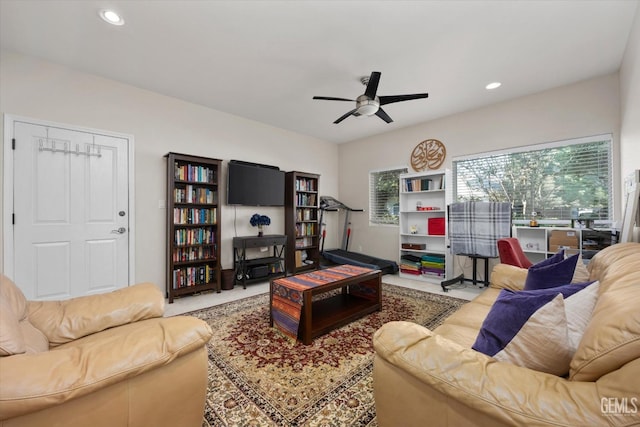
227,160,285,206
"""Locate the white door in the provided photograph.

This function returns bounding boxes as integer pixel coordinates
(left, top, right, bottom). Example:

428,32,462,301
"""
7,119,132,300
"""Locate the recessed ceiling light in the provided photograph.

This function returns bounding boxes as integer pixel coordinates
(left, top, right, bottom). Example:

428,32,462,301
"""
485,82,502,90
99,9,124,26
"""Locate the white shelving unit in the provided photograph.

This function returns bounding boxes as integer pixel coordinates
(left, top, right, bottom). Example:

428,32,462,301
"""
513,226,549,263
398,169,452,283
513,226,617,263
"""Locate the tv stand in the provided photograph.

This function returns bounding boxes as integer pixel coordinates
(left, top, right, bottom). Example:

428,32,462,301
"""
233,235,286,288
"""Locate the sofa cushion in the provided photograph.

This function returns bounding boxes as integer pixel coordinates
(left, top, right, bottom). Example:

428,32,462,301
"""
27,282,165,347
571,254,590,283
570,253,640,381
473,279,599,375
0,275,49,356
0,299,25,356
473,291,572,375
523,251,579,290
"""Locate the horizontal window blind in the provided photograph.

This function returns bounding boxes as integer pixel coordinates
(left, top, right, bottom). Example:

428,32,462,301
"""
453,136,612,222
369,167,407,225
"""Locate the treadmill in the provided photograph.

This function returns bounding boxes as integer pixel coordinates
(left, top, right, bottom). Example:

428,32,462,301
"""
319,196,399,275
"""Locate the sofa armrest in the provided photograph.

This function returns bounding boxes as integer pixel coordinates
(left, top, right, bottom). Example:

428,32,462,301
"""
0,316,212,421
27,283,164,346
489,264,527,291
373,321,606,426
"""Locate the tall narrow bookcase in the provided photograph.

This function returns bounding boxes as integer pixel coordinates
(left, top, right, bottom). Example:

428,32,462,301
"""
398,169,452,284
285,171,320,274
166,152,222,303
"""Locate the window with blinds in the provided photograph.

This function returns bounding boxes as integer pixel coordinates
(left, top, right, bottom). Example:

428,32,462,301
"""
369,167,408,225
453,135,613,223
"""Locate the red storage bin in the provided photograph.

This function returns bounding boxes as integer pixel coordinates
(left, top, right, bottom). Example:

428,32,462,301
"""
428,217,445,235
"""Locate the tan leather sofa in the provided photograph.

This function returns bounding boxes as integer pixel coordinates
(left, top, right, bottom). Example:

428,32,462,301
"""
373,242,640,426
0,275,213,427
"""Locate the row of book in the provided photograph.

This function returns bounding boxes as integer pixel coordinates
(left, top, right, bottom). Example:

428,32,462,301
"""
400,253,445,277
295,236,315,248
295,178,317,192
174,185,217,204
402,177,432,192
172,265,217,289
296,208,317,222
295,222,317,237
297,193,317,207
174,227,215,246
174,162,217,183
173,208,217,225
172,246,217,263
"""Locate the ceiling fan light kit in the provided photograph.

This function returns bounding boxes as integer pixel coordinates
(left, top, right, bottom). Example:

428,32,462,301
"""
355,95,379,116
313,71,429,124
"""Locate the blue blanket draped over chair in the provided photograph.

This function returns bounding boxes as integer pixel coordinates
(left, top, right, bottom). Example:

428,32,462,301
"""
449,202,512,258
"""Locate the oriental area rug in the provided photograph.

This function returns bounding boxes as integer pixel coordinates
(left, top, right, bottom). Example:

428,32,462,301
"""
186,283,467,427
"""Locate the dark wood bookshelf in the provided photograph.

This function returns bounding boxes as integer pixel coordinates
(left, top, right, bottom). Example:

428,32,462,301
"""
166,152,222,303
285,171,320,274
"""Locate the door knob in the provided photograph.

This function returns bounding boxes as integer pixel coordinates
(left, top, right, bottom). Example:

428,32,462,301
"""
111,227,127,234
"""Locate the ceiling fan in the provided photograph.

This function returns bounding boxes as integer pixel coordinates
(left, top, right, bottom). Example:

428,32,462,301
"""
313,71,429,124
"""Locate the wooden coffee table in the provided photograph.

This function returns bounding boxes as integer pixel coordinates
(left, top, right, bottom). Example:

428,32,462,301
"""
270,266,382,344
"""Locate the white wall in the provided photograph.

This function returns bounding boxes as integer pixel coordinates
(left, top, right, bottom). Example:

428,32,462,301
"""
620,4,640,230
338,73,622,265
0,50,340,293
1,46,632,294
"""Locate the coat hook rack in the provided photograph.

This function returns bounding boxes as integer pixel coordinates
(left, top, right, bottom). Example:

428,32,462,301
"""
38,138,102,158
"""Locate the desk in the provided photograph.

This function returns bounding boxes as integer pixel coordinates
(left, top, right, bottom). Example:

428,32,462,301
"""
233,235,286,288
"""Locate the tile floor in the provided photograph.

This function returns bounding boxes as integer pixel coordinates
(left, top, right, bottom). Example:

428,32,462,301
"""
164,273,484,317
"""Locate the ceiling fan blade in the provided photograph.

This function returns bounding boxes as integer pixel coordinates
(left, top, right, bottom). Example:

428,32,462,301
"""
375,108,393,123
334,108,357,124
379,93,429,105
364,71,381,99
313,96,355,102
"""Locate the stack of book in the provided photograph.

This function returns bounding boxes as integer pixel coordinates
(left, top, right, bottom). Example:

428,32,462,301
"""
400,254,422,275
421,254,445,277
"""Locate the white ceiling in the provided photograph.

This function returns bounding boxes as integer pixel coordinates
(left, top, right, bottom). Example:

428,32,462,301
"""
0,0,637,144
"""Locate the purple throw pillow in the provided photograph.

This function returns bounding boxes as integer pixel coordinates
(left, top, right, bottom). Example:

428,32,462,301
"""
472,289,560,357
524,251,579,291
472,280,598,366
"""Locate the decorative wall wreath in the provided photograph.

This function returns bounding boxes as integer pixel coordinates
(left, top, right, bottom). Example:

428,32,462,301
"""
410,139,446,171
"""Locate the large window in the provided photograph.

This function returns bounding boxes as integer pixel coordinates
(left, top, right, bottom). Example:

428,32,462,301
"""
453,135,613,225
369,167,408,225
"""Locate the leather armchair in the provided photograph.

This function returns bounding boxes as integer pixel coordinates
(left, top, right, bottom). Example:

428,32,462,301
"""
0,275,213,427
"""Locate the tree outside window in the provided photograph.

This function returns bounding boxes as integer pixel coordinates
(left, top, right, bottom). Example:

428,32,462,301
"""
454,136,612,224
370,167,408,225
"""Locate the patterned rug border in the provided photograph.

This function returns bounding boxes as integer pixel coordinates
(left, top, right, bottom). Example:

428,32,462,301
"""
183,282,469,427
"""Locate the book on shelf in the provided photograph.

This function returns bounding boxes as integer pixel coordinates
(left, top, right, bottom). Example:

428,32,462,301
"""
295,236,314,248
403,177,432,192
400,253,445,277
174,163,217,183
174,227,215,246
174,186,217,204
295,178,317,192
296,193,317,206
172,264,216,289
295,223,317,237
173,208,217,224
173,245,217,262
296,208,316,221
